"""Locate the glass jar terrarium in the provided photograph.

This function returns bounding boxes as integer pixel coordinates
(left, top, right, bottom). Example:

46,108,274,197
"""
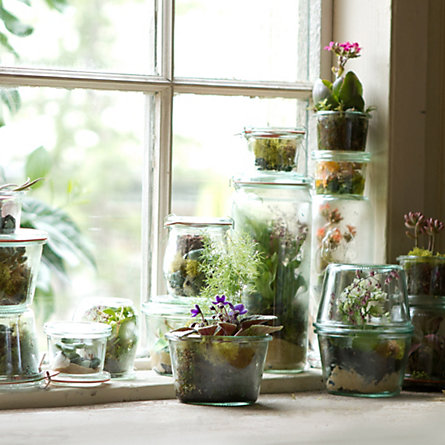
73,297,139,379
311,150,371,196
44,321,111,386
163,215,233,299
316,111,369,151
231,174,312,373
0,229,47,312
314,263,413,397
242,127,306,174
0,190,23,234
308,195,374,367
142,295,203,375
0,309,43,387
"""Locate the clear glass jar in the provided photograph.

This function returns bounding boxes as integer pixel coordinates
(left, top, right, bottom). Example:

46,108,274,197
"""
242,127,306,174
73,297,139,379
311,150,371,196
231,174,312,373
44,321,111,385
0,229,47,312
142,295,199,375
308,195,374,367
314,263,413,397
400,294,445,389
166,332,271,406
163,215,233,299
0,309,43,387
0,190,23,234
316,111,369,151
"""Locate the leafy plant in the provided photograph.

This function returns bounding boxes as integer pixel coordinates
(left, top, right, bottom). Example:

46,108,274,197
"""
169,295,282,338
199,230,262,304
312,41,373,113
404,211,445,255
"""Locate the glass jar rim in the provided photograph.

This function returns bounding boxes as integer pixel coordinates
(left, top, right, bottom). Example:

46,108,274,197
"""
232,174,311,188
313,322,413,335
242,127,305,139
141,295,204,316
44,321,112,338
164,214,233,228
397,254,445,262
325,263,404,274
165,332,272,343
311,150,371,162
0,228,48,244
78,296,135,308
315,110,370,118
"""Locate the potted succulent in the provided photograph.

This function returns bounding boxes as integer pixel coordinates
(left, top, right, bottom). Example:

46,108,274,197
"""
314,264,413,397
166,295,282,405
397,212,445,388
312,41,374,151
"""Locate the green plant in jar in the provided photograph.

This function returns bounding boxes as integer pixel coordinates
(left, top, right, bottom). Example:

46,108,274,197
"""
79,302,138,378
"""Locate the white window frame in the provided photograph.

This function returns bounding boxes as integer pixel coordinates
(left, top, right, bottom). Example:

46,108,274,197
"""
0,0,328,305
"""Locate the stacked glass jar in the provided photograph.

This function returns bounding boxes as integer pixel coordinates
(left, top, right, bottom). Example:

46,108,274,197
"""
0,189,47,387
142,215,233,375
231,128,313,373
308,113,374,368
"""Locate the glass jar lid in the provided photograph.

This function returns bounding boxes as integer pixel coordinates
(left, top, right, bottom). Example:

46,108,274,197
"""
164,215,233,228
242,127,305,139
311,150,371,162
232,173,312,188
44,321,112,338
0,228,48,244
142,295,205,317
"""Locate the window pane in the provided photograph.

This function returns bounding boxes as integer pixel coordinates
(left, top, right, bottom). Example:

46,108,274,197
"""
1,0,157,75
0,87,148,330
171,94,308,216
175,0,309,82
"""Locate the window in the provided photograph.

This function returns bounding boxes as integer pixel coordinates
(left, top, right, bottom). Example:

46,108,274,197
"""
0,0,324,334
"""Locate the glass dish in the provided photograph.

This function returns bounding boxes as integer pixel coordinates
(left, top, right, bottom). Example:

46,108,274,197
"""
44,321,111,386
73,297,139,379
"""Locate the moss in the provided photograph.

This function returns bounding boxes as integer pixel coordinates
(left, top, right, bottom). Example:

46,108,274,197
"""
407,247,445,257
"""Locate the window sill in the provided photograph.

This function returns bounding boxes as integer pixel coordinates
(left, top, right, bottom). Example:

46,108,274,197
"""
0,368,324,410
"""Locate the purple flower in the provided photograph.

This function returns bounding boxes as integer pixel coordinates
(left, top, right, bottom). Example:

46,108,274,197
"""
190,304,201,318
232,304,247,316
212,295,228,306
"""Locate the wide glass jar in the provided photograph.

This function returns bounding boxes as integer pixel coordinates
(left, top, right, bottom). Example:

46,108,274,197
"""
166,332,271,406
311,150,371,196
404,296,445,389
0,229,47,312
163,215,233,299
242,127,306,174
316,111,369,151
0,309,43,387
314,263,413,397
0,190,23,234
308,195,374,367
73,297,139,379
231,174,312,373
142,295,201,375
44,321,111,385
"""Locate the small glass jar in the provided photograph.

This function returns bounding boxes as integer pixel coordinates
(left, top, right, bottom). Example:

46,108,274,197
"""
0,190,23,234
316,111,370,151
0,229,47,312
166,332,271,406
308,195,374,367
44,321,111,385
0,309,43,387
314,263,413,397
311,150,371,196
163,215,233,299
242,127,306,174
142,295,207,375
231,173,312,373
73,297,139,379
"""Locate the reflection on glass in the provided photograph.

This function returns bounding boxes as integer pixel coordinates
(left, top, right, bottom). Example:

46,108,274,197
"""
171,94,307,216
0,87,147,333
175,0,309,82
1,0,156,75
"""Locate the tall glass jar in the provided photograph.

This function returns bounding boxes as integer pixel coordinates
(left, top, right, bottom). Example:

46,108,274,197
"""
0,190,23,234
308,195,374,367
163,215,233,299
231,174,312,373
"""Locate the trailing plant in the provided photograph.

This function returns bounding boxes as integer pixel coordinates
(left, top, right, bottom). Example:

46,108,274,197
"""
312,41,374,114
